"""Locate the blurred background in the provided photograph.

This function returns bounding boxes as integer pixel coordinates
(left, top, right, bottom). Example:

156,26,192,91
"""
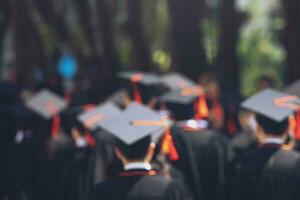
0,0,299,100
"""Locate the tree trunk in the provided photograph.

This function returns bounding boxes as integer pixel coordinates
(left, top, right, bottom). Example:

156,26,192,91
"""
281,0,300,83
125,0,153,71
168,0,208,81
90,0,121,96
11,0,34,88
0,0,9,73
216,0,239,93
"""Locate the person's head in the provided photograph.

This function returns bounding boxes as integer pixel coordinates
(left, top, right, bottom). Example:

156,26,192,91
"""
256,75,275,91
114,136,156,164
255,114,289,141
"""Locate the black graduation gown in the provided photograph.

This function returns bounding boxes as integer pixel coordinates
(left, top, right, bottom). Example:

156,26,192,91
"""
228,130,258,162
88,169,193,200
228,143,300,200
171,126,229,200
50,135,94,200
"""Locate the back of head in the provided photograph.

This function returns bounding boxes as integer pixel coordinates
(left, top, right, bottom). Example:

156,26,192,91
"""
116,136,151,160
255,114,289,136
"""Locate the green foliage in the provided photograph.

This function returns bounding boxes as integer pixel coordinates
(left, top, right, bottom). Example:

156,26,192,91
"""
201,17,219,65
237,0,286,96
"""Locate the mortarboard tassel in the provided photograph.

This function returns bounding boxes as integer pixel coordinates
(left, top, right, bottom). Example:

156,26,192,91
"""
130,73,144,104
294,110,300,140
132,120,179,161
227,117,237,135
84,131,96,148
194,95,209,120
51,114,60,138
46,101,61,138
161,125,179,161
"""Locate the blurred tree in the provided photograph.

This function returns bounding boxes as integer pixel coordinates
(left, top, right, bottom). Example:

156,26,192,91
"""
216,0,240,93
0,0,9,70
93,0,121,95
11,0,47,88
125,0,153,71
168,0,208,81
281,0,300,83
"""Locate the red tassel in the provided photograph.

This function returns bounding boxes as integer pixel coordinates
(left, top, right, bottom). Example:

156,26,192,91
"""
51,115,60,138
84,131,96,148
227,117,237,135
161,127,179,161
194,96,209,120
294,110,300,140
130,73,144,104
169,138,179,161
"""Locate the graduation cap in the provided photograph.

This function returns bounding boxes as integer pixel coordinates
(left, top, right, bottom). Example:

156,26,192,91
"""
78,102,122,131
118,71,163,104
160,73,196,90
106,89,129,107
25,89,68,137
161,86,209,120
241,89,300,122
98,102,179,160
284,80,300,97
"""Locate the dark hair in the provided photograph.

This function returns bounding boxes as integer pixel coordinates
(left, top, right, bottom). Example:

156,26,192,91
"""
116,136,151,160
255,114,289,136
257,75,275,88
60,110,85,136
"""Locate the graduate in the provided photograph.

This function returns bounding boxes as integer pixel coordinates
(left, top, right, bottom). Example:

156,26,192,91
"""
284,79,300,151
160,73,229,200
228,89,300,200
78,101,122,184
228,110,258,162
88,103,193,200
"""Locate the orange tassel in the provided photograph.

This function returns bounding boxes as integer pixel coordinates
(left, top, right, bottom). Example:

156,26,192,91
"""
51,115,60,138
131,119,179,161
130,73,144,104
161,126,179,161
294,110,300,140
194,96,209,120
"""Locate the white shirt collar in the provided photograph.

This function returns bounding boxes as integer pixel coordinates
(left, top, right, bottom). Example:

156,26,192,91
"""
263,138,284,145
124,162,151,171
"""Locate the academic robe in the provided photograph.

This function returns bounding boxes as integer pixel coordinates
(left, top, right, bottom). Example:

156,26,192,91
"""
228,143,300,200
228,130,258,162
88,169,193,200
50,134,94,200
171,126,229,200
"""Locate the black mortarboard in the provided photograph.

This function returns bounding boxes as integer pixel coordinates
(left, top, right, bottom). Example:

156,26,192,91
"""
118,71,164,104
160,73,196,90
106,89,128,107
241,89,300,122
160,86,206,120
78,102,122,131
97,103,165,145
284,80,300,97
118,71,161,86
25,89,68,120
